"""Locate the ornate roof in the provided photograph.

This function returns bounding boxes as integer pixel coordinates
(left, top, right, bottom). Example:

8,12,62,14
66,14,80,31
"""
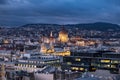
59,28,68,34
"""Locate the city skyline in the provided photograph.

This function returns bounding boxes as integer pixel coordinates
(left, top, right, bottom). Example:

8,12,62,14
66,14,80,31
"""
0,0,120,80
0,0,120,26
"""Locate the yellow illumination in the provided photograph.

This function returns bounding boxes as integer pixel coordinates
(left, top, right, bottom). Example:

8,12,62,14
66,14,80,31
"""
59,30,69,43
54,51,70,56
75,67,79,70
79,68,84,71
72,67,79,70
101,60,110,63
92,68,96,70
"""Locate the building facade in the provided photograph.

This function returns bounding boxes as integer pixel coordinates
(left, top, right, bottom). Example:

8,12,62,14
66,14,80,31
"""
62,50,120,74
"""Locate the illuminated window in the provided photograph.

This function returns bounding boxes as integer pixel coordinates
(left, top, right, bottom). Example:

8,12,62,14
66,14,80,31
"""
111,65,116,68
67,62,72,65
111,60,119,64
75,58,81,61
75,67,79,70
57,60,60,62
79,68,84,71
34,65,36,68
92,68,96,70
107,65,110,67
71,67,79,70
102,64,110,68
101,60,110,63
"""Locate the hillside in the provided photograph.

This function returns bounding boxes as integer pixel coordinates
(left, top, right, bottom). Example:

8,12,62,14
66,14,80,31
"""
21,22,120,31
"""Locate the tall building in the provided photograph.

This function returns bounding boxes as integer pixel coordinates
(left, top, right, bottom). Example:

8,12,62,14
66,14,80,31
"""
0,64,6,80
47,42,55,53
40,43,47,53
58,28,69,43
62,50,120,74
49,31,55,43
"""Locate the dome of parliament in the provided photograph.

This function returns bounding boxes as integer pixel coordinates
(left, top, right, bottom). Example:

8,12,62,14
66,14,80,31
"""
58,28,69,43
59,29,68,35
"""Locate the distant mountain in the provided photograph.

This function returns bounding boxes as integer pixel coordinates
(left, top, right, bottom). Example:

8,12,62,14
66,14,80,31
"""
64,22,120,31
21,22,120,31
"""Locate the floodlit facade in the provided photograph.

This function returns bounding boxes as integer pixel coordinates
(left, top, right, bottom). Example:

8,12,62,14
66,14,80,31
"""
58,29,69,43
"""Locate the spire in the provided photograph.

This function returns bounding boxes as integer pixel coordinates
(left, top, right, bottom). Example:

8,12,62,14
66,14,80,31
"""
50,31,53,37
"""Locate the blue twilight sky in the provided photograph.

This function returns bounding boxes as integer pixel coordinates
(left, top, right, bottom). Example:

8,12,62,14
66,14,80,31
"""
0,0,120,26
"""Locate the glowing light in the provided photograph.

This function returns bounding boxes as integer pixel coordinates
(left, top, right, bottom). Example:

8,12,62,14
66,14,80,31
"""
75,58,81,61
101,60,110,63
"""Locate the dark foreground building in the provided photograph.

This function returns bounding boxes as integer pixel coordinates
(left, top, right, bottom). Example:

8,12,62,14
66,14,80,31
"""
62,50,120,74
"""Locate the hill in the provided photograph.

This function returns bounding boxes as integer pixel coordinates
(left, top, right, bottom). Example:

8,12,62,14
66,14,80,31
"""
21,22,120,31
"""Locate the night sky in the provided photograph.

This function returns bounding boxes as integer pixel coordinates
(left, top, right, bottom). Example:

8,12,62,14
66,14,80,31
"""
0,0,120,26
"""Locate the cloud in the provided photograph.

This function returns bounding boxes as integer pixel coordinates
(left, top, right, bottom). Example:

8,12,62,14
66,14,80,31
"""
0,0,8,4
0,0,120,26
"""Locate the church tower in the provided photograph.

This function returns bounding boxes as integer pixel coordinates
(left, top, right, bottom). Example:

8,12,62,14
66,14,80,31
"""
49,31,55,43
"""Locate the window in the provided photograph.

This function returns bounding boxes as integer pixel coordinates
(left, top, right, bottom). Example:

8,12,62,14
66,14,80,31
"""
101,60,110,63
79,68,84,71
67,62,72,65
75,58,81,61
34,65,36,68
71,67,79,70
100,64,110,68
111,60,119,64
92,68,96,70
111,65,116,68
57,60,60,62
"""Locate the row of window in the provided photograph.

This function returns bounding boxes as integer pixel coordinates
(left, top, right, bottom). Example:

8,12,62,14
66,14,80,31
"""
71,67,84,71
92,63,117,68
18,64,37,68
100,59,119,64
19,60,60,64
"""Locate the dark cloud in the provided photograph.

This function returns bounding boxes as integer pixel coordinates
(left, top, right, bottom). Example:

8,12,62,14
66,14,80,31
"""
0,0,120,26
0,0,7,4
